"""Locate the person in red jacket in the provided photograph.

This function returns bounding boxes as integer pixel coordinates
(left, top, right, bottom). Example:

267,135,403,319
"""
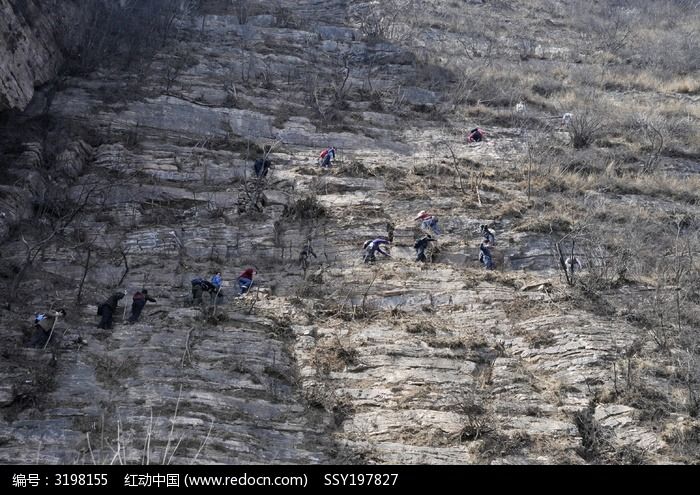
128,289,157,323
415,210,441,236
318,147,336,167
238,268,257,294
467,127,485,142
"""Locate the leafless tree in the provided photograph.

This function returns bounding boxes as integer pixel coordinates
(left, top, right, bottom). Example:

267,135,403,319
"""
65,0,198,72
635,115,665,174
351,0,418,43
10,184,101,301
523,120,560,201
550,221,592,287
239,138,283,214
232,0,250,25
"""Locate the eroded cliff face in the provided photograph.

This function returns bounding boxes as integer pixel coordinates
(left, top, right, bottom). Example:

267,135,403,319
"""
0,0,698,465
0,0,92,247
0,0,86,112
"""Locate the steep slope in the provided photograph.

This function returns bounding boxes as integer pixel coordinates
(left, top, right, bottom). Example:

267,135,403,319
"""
0,0,86,112
1,0,698,464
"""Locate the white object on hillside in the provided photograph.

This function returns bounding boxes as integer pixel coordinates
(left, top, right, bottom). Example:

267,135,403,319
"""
565,256,582,274
562,113,573,126
515,101,525,113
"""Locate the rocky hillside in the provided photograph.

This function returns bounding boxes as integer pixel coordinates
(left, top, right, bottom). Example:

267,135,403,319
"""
0,0,87,112
0,0,698,464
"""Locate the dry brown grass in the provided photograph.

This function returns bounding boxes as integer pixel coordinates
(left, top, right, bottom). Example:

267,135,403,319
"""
663,77,700,95
493,199,529,221
312,338,359,375
606,71,700,96
512,325,557,349
524,167,700,205
405,321,436,335
503,296,550,321
513,209,574,235
604,174,700,204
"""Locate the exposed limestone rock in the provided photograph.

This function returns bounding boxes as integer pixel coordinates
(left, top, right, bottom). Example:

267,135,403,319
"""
400,87,438,107
0,0,85,111
0,0,696,466
54,141,93,179
316,26,357,42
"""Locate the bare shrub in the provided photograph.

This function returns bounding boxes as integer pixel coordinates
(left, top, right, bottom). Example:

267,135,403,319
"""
532,79,565,98
567,108,605,149
339,160,373,178
578,244,632,290
446,63,522,112
284,193,327,221
454,393,492,442
350,0,418,43
517,37,537,61
591,4,635,55
574,404,608,461
406,321,436,335
63,0,198,73
313,337,359,374
272,2,304,29
232,0,249,24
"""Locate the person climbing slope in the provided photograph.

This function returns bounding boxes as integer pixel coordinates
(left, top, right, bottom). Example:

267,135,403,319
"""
128,289,157,323
479,240,495,270
467,127,486,142
299,245,317,270
414,235,436,262
253,157,272,178
363,238,391,263
31,309,66,347
319,146,336,168
98,292,125,329
415,210,441,236
191,277,216,304
480,224,496,245
238,267,257,294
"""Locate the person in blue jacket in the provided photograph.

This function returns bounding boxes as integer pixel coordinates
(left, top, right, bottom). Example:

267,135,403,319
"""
319,147,336,168
210,271,224,301
363,238,391,263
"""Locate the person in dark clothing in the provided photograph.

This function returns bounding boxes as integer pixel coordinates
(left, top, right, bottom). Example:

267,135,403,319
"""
468,127,485,142
98,292,125,329
192,280,204,304
299,245,317,270
254,158,272,178
363,238,391,263
414,235,436,262
128,289,157,323
238,268,257,294
191,278,216,304
480,224,496,245
30,309,66,347
192,279,204,304
479,241,495,270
